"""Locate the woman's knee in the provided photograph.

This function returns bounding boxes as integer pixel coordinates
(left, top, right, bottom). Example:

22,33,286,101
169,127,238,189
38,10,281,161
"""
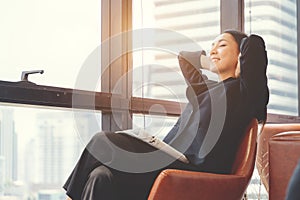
82,166,115,199
86,132,115,163
88,165,113,184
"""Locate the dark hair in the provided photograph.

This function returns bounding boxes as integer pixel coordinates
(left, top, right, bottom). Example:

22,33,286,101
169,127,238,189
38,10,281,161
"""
224,29,268,124
223,29,248,47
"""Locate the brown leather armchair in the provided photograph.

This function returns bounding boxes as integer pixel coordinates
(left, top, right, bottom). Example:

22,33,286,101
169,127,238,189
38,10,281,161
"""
256,123,300,193
148,119,258,200
268,131,300,200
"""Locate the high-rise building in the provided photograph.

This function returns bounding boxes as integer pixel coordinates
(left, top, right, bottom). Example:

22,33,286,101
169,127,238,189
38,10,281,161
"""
245,0,298,115
0,109,17,185
24,110,100,190
38,190,65,200
133,0,220,103
0,156,5,195
0,106,101,198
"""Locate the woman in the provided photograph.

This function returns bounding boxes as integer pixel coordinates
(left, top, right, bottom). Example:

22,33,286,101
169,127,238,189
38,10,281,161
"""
63,30,269,199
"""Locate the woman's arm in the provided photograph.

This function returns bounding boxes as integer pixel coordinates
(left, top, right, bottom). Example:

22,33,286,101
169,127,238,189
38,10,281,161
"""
178,50,208,86
177,50,216,97
239,34,269,122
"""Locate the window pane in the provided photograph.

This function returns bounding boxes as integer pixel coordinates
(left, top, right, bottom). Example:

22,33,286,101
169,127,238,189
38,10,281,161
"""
0,104,101,198
0,0,101,91
132,0,220,103
244,0,298,115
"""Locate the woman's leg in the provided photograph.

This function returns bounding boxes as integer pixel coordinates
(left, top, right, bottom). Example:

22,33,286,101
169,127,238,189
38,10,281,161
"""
63,131,162,199
81,165,115,200
63,131,197,199
63,147,102,199
63,132,116,199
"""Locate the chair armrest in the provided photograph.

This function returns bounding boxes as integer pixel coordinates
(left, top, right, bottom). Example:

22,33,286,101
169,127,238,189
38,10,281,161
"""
148,169,247,200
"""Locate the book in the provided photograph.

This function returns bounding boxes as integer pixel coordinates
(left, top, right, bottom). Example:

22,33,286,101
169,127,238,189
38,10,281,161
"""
116,129,189,163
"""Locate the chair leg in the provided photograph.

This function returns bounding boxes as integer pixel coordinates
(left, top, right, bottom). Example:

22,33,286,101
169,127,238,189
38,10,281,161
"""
242,193,248,200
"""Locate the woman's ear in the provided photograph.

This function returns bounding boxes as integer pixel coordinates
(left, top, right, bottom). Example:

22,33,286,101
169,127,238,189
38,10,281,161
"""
235,62,240,78
235,54,241,78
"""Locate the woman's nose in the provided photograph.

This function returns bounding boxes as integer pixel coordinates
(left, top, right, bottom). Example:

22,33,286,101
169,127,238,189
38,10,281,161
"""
209,48,216,56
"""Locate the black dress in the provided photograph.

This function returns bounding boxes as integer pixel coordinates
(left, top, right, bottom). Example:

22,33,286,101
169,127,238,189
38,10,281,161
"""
63,35,269,200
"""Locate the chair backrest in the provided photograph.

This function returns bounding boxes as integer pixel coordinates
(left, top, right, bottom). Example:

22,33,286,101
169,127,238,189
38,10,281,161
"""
256,123,300,192
231,118,258,178
269,132,300,200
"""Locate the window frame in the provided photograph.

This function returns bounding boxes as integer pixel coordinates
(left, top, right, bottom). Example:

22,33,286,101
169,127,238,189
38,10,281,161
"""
0,0,300,125
298,0,300,115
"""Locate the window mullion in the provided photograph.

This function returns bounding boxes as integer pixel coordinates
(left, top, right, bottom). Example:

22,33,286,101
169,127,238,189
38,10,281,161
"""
220,0,244,32
101,0,133,131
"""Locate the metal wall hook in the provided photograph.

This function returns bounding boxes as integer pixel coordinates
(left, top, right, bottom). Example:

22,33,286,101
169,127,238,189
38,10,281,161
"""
21,70,44,82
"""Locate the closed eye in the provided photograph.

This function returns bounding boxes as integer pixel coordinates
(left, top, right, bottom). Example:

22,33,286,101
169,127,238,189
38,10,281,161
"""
217,39,228,47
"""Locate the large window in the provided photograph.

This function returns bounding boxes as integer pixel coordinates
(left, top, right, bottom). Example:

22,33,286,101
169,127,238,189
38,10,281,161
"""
0,104,101,198
131,0,220,137
0,0,101,90
132,0,220,102
244,0,298,116
0,0,102,198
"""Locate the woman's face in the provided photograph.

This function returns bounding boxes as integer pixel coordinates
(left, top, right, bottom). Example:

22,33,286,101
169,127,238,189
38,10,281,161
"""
209,33,240,80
